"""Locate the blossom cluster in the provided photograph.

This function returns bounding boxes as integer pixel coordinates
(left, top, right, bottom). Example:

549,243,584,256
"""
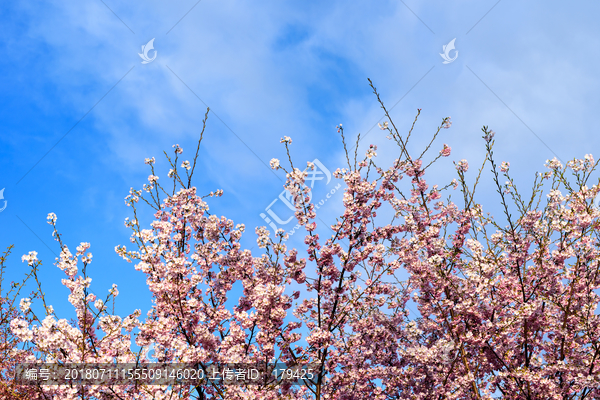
7,109,600,399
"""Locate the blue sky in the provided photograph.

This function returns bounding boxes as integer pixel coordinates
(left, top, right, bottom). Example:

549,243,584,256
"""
2,0,600,324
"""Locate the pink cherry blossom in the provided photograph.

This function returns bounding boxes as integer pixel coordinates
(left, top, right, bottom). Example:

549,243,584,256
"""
6,105,600,400
440,143,451,157
456,159,469,172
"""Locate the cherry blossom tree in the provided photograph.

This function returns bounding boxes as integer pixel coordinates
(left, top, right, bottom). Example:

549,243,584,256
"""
7,85,600,399
1,246,43,399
